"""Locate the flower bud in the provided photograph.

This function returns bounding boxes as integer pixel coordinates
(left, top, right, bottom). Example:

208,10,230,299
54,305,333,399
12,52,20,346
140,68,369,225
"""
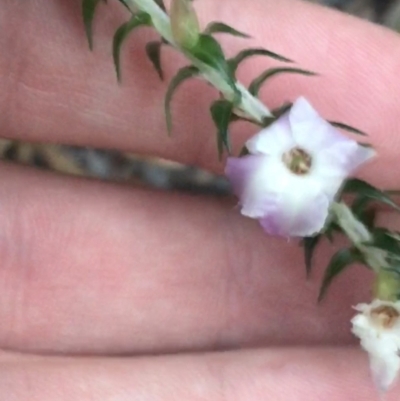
373,269,400,302
170,0,200,49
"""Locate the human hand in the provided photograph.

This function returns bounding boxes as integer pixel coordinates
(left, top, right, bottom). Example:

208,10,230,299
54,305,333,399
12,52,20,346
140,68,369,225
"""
1,0,400,399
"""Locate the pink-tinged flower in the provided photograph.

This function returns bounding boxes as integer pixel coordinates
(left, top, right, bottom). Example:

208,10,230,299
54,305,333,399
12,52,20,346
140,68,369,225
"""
352,300,400,392
225,97,375,237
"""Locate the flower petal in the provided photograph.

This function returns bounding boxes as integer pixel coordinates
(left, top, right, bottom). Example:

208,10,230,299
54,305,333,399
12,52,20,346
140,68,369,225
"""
346,145,376,172
225,155,277,218
352,300,400,392
260,185,329,237
245,114,294,156
289,97,355,155
370,352,400,392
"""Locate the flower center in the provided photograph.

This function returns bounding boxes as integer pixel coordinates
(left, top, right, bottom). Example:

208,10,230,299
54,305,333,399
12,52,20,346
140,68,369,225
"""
371,305,400,329
282,147,312,175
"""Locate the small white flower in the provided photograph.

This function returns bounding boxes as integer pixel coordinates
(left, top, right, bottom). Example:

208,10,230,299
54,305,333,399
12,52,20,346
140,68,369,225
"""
351,299,400,391
225,97,375,238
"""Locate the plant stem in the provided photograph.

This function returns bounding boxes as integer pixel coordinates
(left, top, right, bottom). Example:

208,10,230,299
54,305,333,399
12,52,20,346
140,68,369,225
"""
124,0,273,121
331,202,388,273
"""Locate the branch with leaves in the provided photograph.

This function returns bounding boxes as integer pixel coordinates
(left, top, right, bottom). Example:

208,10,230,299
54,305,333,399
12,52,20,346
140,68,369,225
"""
81,0,400,393
83,0,316,151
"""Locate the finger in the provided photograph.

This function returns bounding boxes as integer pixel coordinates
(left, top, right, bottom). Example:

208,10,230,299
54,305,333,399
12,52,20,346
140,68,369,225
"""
1,0,400,186
0,347,383,401
0,162,374,355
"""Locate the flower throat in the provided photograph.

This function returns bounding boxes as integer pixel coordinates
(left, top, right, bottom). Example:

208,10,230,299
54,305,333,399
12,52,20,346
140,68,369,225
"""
282,147,312,175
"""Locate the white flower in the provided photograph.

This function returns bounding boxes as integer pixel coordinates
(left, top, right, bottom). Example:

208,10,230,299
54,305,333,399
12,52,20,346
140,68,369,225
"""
225,97,375,238
351,299,400,391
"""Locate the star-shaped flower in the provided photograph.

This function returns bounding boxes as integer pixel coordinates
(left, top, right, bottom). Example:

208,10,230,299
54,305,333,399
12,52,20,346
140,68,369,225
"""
352,299,400,392
225,97,374,237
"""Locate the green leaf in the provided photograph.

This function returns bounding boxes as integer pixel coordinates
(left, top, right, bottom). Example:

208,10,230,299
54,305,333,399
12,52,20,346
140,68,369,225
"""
262,102,293,127
165,65,199,135
369,228,400,256
82,0,102,50
210,100,233,159
302,235,321,278
342,178,400,213
117,0,130,9
329,121,367,136
318,248,364,302
190,34,238,99
228,48,293,76
249,67,316,97
324,220,342,243
351,195,376,229
229,113,259,125
112,13,152,81
154,0,166,11
203,22,250,38
145,41,164,80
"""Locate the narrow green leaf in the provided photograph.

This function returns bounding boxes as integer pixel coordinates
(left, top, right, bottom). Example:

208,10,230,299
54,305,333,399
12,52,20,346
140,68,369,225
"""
82,0,101,50
228,48,292,76
117,0,131,10
190,34,238,98
145,41,164,80
229,113,259,125
342,178,400,213
324,221,342,243
262,102,293,127
351,195,376,229
154,0,166,11
329,121,367,136
302,235,321,278
210,100,233,159
318,248,364,302
369,228,400,256
112,13,152,81
249,67,316,97
203,22,250,38
165,65,199,135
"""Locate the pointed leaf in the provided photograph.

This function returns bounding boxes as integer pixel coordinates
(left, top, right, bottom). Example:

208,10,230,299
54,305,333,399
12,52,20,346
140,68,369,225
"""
229,113,258,125
228,48,293,76
369,228,400,256
203,22,250,38
145,41,164,80
210,100,233,159
329,121,367,136
324,221,342,243
262,102,293,127
249,67,316,96
154,0,166,11
302,235,322,278
113,13,151,81
117,0,131,10
165,65,199,135
82,0,102,50
342,178,400,213
351,195,376,229
318,248,364,302
190,34,238,98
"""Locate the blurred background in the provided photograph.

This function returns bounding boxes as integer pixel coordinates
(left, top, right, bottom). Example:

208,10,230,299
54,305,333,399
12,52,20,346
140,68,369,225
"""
2,0,400,194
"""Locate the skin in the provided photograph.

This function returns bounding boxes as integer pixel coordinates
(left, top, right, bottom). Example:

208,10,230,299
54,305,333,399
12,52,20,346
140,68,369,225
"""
0,0,400,399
